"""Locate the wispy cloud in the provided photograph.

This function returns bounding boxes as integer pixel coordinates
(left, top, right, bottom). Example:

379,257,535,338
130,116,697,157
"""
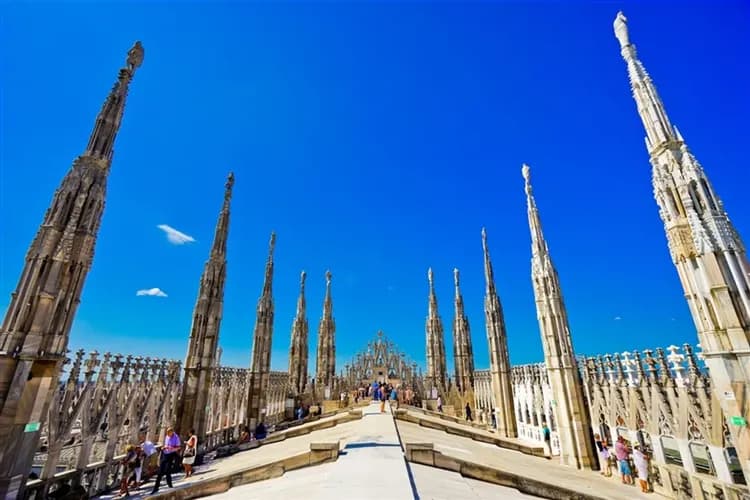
614,316,622,321
136,288,168,298
157,224,195,245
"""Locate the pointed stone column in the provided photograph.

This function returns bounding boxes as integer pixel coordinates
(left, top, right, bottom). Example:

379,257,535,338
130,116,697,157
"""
0,42,145,498
614,11,750,478
315,271,336,397
522,164,597,470
176,173,234,443
452,269,474,394
288,271,309,395
425,268,448,395
246,233,276,429
481,228,518,438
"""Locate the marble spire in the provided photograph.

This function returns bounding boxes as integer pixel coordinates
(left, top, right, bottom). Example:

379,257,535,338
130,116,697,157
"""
615,12,750,477
481,228,517,438
523,164,597,470
0,42,144,498
247,232,276,429
452,268,474,394
315,271,336,394
288,271,309,395
425,268,448,394
176,172,234,444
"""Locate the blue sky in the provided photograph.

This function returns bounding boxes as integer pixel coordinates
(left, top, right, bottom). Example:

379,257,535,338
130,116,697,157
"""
1,1,748,373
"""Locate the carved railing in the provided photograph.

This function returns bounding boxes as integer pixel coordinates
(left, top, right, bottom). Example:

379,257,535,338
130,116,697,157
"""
25,350,181,499
473,343,748,499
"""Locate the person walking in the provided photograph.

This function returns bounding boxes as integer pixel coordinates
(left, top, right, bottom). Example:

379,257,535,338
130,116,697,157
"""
437,395,443,413
380,385,387,413
542,423,552,458
182,429,198,478
117,444,138,497
465,403,473,422
150,427,182,494
594,434,612,477
633,443,650,493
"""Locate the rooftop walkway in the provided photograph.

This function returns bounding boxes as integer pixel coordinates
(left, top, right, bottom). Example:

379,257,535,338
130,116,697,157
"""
97,401,658,499
396,406,654,500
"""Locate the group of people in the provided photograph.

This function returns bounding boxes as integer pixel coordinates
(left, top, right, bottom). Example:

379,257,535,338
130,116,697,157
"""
596,434,651,493
116,427,197,498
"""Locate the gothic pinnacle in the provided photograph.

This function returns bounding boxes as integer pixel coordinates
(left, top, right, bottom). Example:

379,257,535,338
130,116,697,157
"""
288,270,309,395
177,175,232,439
522,164,547,258
481,227,496,295
85,41,144,161
210,172,234,259
260,232,276,299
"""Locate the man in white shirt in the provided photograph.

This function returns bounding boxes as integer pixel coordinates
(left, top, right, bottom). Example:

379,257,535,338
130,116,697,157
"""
136,434,158,486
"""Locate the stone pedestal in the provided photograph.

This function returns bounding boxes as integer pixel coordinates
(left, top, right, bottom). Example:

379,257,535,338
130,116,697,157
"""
322,400,341,414
424,399,439,412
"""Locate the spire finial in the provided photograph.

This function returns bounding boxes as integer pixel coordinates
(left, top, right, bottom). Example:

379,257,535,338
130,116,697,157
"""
453,268,460,287
224,172,235,202
268,232,276,255
613,11,630,49
326,270,332,284
428,267,434,288
522,164,536,200
84,41,145,160
481,227,487,242
300,270,306,288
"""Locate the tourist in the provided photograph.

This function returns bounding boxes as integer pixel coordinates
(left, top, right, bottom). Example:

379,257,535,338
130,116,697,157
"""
150,427,182,494
465,403,473,422
633,443,650,493
136,433,158,486
182,428,198,478
490,408,497,429
614,436,633,485
380,386,387,413
255,422,267,440
594,434,612,477
437,395,443,413
239,426,251,443
542,423,551,458
118,444,138,497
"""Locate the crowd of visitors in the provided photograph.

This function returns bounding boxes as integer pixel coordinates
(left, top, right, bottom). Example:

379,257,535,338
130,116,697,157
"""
595,433,652,493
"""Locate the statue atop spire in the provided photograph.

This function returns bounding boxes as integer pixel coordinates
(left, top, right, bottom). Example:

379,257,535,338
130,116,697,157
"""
288,270,309,395
0,42,144,497
480,228,517,438
613,11,630,48
224,172,235,202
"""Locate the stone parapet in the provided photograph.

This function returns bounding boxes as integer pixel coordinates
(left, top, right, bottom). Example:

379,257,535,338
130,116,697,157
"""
404,442,604,500
393,408,544,458
149,441,341,499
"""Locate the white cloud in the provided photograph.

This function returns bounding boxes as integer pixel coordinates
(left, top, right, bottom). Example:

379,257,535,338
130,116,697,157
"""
613,316,622,321
136,288,168,298
157,224,195,245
